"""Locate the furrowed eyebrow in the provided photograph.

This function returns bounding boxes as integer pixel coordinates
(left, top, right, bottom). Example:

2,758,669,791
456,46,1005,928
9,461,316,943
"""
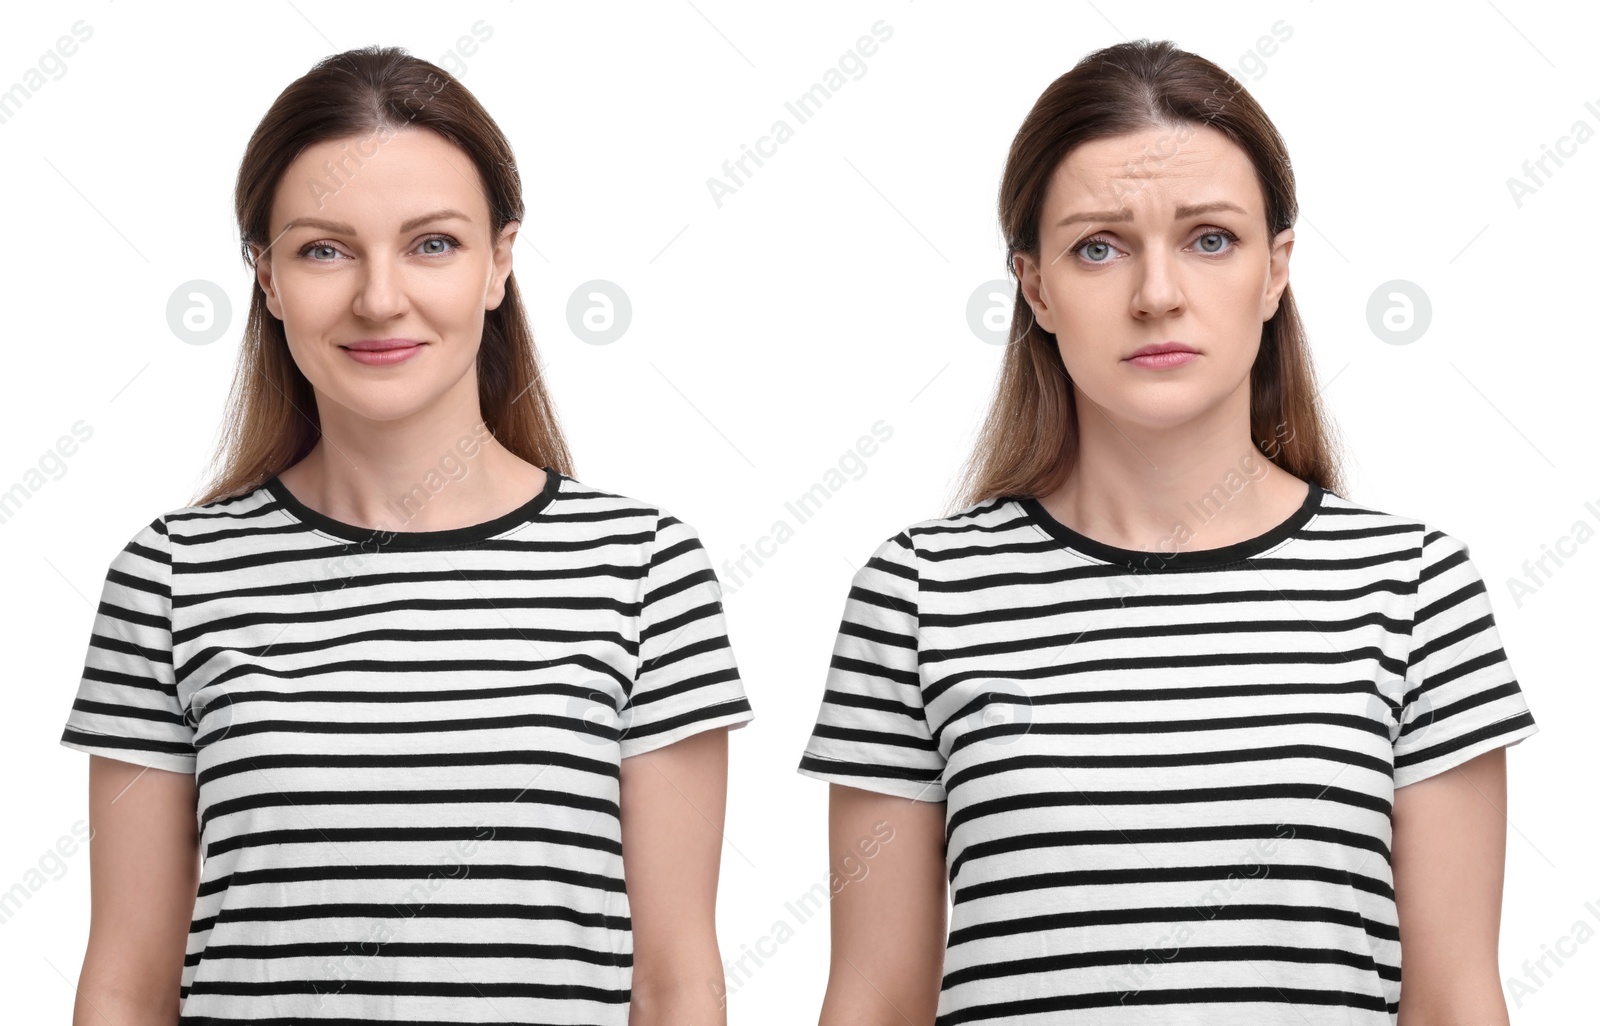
1055,200,1247,228
279,208,472,236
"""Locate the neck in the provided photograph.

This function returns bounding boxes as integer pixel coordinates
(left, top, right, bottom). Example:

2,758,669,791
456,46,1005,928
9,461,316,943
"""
1038,384,1304,553
280,396,539,534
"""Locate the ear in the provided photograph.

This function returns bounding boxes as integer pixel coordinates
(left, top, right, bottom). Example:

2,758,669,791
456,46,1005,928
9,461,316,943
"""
1261,227,1294,321
251,244,283,321
486,219,520,312
1012,250,1057,334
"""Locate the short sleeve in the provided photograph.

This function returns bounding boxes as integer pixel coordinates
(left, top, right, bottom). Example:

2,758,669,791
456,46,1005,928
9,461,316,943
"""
796,530,947,802
618,512,754,759
59,516,196,774
1392,526,1538,788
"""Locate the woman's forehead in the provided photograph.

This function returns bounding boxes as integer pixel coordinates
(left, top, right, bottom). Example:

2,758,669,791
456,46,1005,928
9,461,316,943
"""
270,130,489,232
1047,129,1261,220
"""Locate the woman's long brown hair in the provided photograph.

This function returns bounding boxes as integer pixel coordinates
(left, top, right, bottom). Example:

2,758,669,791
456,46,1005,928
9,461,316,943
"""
951,38,1346,513
192,45,573,506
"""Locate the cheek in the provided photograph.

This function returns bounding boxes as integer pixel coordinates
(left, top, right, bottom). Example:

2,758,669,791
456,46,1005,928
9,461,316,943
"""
415,267,491,318
276,274,349,327
1222,258,1272,308
273,282,350,365
280,332,332,387
1045,274,1107,326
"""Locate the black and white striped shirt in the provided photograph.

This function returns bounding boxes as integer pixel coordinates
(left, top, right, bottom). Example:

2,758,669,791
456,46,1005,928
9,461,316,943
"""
60,467,754,1024
798,479,1537,1025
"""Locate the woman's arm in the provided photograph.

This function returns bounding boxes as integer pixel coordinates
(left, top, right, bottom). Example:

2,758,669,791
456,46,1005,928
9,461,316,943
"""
619,726,734,1025
1393,747,1513,1025
817,783,946,1026
72,755,199,1026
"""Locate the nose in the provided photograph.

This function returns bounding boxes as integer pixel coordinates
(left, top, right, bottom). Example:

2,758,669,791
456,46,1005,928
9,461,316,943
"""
1130,247,1185,319
351,252,409,322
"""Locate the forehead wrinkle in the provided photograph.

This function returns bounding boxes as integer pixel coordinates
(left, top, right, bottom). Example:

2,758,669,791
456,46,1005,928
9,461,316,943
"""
1056,157,1246,224
1054,155,1210,220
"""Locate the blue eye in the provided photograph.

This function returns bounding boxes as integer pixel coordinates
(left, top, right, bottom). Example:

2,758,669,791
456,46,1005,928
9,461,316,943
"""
301,242,341,262
1074,236,1116,263
1194,229,1238,254
418,235,460,255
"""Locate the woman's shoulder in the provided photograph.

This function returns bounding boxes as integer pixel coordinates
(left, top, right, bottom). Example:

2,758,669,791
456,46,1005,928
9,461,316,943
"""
85,483,277,586
854,494,1034,567
550,469,697,527
545,469,727,563
154,480,282,541
104,482,276,552
1311,485,1467,559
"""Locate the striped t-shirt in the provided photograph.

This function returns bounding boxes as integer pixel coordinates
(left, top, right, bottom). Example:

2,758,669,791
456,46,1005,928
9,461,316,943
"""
60,467,754,1024
797,479,1537,1025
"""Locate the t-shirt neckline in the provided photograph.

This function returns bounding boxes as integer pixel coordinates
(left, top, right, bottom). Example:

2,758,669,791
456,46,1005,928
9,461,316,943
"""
263,466,562,548
1016,478,1323,571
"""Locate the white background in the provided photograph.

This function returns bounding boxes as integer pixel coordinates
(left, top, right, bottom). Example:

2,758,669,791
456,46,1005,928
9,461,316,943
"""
2,1,1593,1021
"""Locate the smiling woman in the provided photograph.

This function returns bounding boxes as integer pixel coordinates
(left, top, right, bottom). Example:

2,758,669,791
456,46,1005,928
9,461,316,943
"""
58,44,753,1026
253,128,519,436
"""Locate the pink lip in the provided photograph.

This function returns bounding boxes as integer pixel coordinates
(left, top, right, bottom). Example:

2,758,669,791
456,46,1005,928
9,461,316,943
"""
1126,342,1197,358
341,339,424,366
344,338,423,351
1124,342,1198,369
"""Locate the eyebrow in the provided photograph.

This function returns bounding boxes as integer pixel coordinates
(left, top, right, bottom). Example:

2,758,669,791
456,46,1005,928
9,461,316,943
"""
279,208,473,236
1055,200,1248,228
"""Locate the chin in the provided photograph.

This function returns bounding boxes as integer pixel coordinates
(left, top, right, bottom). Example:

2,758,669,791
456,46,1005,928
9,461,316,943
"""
324,390,438,424
1091,389,1217,430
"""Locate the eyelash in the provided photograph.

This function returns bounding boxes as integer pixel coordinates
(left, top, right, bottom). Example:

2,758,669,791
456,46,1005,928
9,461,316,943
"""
1071,227,1239,265
298,234,462,261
